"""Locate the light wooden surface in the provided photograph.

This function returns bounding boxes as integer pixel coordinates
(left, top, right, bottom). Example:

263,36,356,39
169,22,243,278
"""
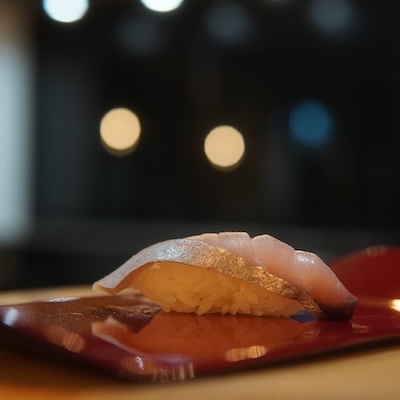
1,286,400,400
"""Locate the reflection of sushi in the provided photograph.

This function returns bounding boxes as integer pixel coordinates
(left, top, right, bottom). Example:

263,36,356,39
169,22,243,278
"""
93,232,357,320
92,312,312,362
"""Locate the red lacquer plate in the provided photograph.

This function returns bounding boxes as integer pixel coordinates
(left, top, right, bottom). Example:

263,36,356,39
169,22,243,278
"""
1,246,400,382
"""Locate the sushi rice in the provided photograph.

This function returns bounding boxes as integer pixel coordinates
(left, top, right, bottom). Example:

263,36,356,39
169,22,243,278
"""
132,262,304,317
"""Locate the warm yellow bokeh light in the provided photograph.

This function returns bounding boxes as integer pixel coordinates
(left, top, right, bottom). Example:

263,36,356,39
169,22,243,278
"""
204,125,245,170
100,108,141,156
390,299,400,312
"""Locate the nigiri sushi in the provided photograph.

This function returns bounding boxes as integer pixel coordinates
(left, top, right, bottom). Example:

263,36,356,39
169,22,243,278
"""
93,232,357,320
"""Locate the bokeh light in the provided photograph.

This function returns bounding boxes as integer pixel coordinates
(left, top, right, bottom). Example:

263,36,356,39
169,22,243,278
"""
100,108,141,156
205,0,252,46
263,0,292,4
140,0,184,13
289,99,332,148
42,0,89,23
390,299,400,313
204,125,245,170
309,0,355,35
117,13,166,56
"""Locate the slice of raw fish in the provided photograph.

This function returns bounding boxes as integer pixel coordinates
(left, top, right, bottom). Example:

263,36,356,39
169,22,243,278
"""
93,232,357,320
189,232,357,320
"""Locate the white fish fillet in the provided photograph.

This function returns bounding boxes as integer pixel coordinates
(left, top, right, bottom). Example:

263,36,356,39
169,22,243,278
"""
93,232,357,320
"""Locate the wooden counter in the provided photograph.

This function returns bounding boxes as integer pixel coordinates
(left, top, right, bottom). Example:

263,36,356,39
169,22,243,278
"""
1,286,400,400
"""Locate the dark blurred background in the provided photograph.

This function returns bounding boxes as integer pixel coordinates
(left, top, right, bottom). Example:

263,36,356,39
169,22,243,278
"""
1,0,400,291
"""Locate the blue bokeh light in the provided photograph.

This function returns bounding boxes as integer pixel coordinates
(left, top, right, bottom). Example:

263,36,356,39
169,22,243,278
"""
289,99,332,148
309,0,355,35
205,0,252,46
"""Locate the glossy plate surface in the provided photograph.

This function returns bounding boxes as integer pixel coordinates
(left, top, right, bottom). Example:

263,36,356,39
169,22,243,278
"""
1,246,400,382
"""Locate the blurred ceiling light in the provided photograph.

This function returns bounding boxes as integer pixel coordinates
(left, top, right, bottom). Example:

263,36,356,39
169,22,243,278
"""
42,0,89,23
204,125,245,170
289,99,332,148
309,0,355,35
205,0,252,46
140,0,185,13
100,108,141,156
